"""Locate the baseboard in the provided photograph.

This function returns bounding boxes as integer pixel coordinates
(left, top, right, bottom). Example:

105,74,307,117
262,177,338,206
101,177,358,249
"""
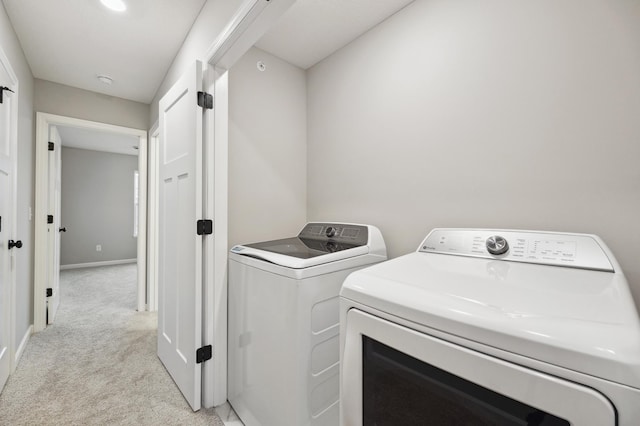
15,325,32,367
60,259,137,270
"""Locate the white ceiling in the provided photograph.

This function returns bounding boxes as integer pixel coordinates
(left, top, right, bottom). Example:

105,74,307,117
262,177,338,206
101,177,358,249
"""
2,1,417,156
57,126,139,156
1,0,415,105
1,0,206,104
256,0,415,70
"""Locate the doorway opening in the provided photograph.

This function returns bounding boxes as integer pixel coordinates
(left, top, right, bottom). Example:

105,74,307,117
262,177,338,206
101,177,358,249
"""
34,113,148,332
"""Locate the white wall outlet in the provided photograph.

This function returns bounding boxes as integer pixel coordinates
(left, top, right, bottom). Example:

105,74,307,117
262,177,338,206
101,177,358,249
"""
96,244,102,252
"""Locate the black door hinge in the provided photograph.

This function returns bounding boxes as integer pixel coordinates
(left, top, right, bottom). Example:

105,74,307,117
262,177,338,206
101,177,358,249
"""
47,215,54,224
196,345,212,363
0,86,14,104
197,219,213,235
48,142,55,151
197,91,213,110
46,288,53,297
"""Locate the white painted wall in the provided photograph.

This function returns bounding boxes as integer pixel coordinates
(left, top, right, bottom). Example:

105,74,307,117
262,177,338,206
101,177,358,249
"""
228,47,307,247
35,79,149,130
0,1,35,356
306,0,640,302
149,0,245,124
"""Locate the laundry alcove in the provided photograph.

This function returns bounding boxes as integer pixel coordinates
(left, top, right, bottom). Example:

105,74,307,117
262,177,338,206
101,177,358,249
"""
225,0,415,250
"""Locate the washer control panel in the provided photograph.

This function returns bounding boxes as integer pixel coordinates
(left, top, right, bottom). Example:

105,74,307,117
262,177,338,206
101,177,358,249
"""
299,223,369,246
419,229,614,272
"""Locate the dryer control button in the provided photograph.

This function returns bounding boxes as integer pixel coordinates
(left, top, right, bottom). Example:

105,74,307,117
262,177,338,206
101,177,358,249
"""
325,226,338,238
486,235,509,255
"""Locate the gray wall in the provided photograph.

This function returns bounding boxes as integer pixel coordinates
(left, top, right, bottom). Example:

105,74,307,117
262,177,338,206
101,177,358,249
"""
228,47,307,247
60,147,138,265
35,79,149,130
149,0,245,124
1,2,35,352
306,0,640,302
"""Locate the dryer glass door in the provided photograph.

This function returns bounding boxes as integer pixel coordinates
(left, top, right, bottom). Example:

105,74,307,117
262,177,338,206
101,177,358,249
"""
341,309,616,426
363,336,568,425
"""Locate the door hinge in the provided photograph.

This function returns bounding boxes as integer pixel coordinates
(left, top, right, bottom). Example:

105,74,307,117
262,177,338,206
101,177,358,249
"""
46,288,53,297
48,142,55,151
196,345,212,363
0,86,14,104
47,215,54,224
197,219,213,235
197,91,213,110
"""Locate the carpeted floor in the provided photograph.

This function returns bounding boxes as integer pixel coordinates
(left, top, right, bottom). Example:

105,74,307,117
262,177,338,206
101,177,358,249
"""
0,264,224,425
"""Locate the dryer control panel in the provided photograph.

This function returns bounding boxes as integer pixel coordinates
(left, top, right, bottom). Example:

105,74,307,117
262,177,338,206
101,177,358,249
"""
419,229,614,272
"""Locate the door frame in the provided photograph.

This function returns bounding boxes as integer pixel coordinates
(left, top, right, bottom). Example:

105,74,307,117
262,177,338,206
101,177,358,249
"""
147,121,159,312
34,113,148,332
45,125,62,324
0,44,19,375
196,0,297,407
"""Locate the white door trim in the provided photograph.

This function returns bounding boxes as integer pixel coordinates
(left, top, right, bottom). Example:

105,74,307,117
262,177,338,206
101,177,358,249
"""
0,44,19,376
203,0,296,70
136,125,148,313
45,126,62,324
34,113,148,332
147,120,159,312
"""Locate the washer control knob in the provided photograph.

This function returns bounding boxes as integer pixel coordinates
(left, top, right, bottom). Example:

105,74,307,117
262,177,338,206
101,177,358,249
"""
486,235,509,255
325,226,338,238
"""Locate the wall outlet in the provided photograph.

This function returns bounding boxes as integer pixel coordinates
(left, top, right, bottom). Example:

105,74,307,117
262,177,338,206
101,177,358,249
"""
96,244,102,252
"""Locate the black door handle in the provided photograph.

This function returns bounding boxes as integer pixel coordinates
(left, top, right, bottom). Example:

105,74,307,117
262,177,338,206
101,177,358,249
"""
8,239,22,249
59,227,66,233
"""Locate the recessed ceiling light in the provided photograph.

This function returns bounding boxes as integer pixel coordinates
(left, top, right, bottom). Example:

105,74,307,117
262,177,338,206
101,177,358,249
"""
97,75,113,85
100,0,126,12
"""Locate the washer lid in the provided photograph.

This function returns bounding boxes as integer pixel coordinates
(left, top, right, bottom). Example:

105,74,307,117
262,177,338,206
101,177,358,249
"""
231,239,369,269
341,250,640,389
229,222,386,269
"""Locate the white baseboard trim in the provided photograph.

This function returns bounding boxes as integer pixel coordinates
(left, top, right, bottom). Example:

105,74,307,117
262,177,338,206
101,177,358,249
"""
60,259,137,270
15,325,32,367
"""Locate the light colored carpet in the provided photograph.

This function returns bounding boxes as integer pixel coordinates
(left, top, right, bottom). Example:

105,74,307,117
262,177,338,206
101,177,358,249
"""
0,264,224,425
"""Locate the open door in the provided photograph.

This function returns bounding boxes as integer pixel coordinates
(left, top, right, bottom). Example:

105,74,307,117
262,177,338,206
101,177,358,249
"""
46,126,62,324
157,60,205,411
0,58,17,392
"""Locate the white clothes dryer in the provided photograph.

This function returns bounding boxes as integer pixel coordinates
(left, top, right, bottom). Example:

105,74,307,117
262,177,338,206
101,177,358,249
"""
228,222,387,426
340,228,640,425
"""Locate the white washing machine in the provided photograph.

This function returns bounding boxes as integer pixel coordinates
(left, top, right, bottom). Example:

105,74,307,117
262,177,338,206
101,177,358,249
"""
340,228,640,425
228,222,387,426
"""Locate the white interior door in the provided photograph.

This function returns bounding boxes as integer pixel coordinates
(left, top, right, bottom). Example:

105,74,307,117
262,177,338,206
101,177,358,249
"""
46,126,62,324
157,60,204,411
0,61,16,392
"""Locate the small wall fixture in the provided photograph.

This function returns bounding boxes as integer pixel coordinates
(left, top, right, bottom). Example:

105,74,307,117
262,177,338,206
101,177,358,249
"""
97,75,113,85
100,0,126,12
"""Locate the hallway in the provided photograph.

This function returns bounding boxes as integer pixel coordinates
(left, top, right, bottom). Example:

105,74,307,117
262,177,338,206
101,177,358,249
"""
0,264,224,425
